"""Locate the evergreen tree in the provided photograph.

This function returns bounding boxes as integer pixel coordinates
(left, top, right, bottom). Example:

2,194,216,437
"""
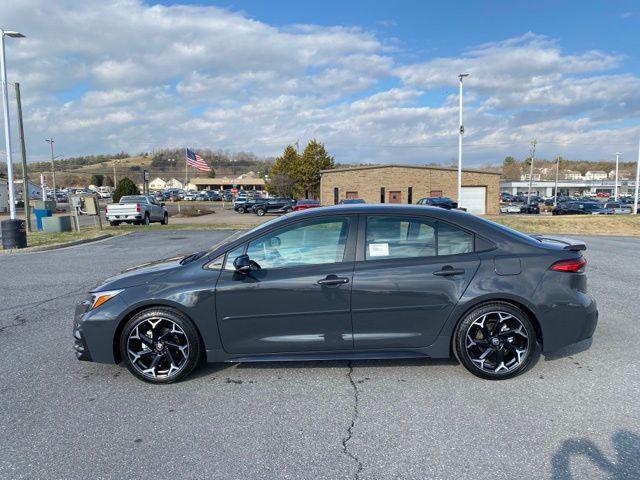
113,177,140,202
298,140,334,198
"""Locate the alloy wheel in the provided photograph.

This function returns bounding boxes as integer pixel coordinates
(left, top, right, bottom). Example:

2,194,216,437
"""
464,311,529,374
126,317,190,379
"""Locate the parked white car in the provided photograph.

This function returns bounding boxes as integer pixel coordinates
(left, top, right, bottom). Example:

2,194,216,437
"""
500,204,522,214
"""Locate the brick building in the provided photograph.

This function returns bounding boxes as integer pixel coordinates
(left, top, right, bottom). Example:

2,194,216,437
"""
320,165,501,215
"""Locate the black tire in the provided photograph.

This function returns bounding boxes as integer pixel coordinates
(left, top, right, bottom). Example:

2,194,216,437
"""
284,207,293,213
109,221,120,226
454,302,536,380
161,213,168,225
119,307,202,384
143,213,150,225
255,207,266,216
239,207,246,214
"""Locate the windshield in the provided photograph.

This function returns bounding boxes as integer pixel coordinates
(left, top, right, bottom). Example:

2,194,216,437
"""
206,215,286,255
120,196,147,203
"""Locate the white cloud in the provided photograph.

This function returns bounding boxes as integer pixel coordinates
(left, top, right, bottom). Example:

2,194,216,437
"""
0,2,638,165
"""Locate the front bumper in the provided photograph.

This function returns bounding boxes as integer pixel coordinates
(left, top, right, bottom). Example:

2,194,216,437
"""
72,295,128,364
73,300,92,361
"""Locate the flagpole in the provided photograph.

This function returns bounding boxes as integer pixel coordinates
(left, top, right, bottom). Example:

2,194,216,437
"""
185,147,188,187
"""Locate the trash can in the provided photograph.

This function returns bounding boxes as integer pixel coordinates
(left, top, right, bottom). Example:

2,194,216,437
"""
1,219,27,250
34,208,53,230
42,215,73,233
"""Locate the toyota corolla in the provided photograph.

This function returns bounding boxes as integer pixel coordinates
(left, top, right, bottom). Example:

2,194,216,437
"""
73,204,597,383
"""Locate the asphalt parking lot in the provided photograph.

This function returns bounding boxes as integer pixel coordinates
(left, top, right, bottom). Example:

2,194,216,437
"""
1,231,639,479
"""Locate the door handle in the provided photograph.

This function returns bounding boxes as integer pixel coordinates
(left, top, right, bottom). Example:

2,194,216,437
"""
317,275,350,286
433,266,465,276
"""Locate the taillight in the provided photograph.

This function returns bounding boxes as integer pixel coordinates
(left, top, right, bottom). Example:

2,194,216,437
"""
136,204,141,212
550,257,587,273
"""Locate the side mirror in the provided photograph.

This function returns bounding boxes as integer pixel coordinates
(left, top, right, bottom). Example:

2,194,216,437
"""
233,254,260,273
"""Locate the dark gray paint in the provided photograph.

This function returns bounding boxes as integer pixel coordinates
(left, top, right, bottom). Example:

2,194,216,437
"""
76,204,597,365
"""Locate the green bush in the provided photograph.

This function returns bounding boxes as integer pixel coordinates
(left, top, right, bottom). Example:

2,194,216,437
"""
113,177,140,202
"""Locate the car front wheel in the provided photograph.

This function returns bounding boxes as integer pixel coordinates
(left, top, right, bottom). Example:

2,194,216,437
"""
455,303,535,380
161,213,168,225
255,208,265,216
119,307,202,384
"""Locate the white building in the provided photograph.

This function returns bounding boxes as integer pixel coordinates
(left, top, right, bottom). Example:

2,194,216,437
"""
608,170,631,180
584,170,607,180
149,177,167,190
563,170,583,180
165,178,184,189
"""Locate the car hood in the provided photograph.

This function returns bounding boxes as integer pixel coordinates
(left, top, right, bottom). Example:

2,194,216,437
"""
93,254,189,291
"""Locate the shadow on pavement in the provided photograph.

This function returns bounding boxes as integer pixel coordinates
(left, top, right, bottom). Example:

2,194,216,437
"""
551,430,640,479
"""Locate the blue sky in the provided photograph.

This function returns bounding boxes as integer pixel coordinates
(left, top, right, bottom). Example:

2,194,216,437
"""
1,0,639,165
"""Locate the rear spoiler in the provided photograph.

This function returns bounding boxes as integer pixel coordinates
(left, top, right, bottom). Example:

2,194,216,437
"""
530,235,586,251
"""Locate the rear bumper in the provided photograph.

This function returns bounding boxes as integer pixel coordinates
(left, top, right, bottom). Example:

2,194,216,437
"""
540,293,598,353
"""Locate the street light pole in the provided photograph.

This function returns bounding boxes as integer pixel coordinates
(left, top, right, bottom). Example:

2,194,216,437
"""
457,73,469,208
554,155,560,206
45,138,56,204
634,138,640,215
527,139,537,205
614,152,621,201
0,29,25,220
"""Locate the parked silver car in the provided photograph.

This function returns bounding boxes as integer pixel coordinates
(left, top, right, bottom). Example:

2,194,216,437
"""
106,195,168,226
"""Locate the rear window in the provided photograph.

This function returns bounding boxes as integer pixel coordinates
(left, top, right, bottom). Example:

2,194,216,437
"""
119,196,147,203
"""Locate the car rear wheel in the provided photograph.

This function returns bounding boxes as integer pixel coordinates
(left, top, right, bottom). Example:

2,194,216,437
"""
109,221,120,226
143,213,150,225
455,303,535,380
119,308,201,384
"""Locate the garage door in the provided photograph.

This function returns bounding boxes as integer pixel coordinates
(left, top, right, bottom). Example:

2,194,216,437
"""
459,187,486,215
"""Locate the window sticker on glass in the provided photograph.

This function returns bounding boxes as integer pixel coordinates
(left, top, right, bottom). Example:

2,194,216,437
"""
369,243,389,257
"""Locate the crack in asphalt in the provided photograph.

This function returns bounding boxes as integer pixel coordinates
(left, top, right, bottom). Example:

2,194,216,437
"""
342,361,364,480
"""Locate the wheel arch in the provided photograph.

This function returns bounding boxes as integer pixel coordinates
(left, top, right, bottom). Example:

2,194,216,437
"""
112,301,205,364
448,296,543,356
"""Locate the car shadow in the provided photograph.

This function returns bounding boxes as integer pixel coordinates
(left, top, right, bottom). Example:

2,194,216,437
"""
187,357,458,380
551,429,640,479
543,338,593,361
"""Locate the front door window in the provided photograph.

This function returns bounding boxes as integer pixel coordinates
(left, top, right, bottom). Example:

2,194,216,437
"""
246,217,351,269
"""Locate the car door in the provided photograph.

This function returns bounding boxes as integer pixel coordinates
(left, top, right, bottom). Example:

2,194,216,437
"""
148,197,161,220
351,214,480,349
215,215,357,354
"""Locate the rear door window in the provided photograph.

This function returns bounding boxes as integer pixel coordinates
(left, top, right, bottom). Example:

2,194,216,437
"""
365,216,473,260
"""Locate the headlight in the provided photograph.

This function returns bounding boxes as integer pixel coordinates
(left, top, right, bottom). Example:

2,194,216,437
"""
89,289,124,310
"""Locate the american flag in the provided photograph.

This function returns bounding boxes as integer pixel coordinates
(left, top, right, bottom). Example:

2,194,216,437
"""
186,148,211,172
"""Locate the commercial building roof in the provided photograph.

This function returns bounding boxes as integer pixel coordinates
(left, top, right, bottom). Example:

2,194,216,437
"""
320,164,501,176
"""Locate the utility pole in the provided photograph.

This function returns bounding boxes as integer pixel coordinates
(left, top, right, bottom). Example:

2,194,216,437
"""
527,139,537,204
113,159,120,189
45,138,56,206
15,82,31,231
457,73,470,208
554,154,560,206
614,152,621,201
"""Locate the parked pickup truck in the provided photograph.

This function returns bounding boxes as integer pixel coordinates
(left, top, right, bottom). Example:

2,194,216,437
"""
106,195,168,226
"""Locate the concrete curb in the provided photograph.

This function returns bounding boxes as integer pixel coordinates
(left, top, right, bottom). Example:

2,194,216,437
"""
1,233,121,255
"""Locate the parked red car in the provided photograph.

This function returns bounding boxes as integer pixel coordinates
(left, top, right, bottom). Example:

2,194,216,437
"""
293,199,321,211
